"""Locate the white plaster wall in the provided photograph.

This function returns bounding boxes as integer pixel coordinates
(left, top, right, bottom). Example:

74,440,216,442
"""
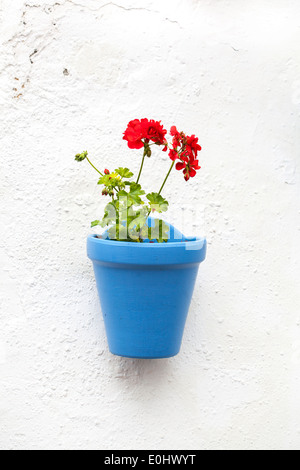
0,0,300,450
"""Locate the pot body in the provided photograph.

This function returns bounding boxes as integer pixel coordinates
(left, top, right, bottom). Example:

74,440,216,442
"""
87,235,206,359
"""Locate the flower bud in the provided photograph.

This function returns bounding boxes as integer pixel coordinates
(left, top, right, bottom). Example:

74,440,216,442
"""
144,144,152,158
75,151,88,162
104,169,110,175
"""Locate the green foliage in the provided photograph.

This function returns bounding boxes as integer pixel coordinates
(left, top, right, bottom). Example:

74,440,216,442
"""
76,152,172,243
100,202,117,228
98,175,111,185
149,219,170,243
115,167,134,179
91,220,100,227
118,184,145,207
98,173,124,191
98,167,135,194
146,192,169,213
128,183,145,205
128,207,149,241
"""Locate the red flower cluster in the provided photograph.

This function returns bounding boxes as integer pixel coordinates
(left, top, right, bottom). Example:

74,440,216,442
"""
123,118,202,182
169,126,201,181
123,119,168,150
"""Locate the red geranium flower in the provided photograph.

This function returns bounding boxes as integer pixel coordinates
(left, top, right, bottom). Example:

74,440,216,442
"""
123,119,145,150
176,152,201,181
186,135,202,158
169,126,202,181
123,119,167,150
141,119,167,146
170,126,182,149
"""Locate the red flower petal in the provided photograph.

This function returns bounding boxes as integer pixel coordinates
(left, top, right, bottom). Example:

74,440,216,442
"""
127,140,144,150
176,162,185,171
142,119,167,145
170,126,178,136
169,149,179,161
191,160,201,170
181,154,189,163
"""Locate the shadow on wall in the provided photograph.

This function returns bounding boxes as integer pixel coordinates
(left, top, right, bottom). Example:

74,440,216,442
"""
110,355,174,383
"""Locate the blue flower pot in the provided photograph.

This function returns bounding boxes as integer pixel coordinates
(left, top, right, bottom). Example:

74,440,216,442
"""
87,223,206,359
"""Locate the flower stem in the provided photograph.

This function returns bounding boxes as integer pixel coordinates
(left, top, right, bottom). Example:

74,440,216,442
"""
136,151,146,184
158,161,175,195
86,157,104,177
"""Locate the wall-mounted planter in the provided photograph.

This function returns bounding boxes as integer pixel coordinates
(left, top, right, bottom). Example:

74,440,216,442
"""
87,224,206,359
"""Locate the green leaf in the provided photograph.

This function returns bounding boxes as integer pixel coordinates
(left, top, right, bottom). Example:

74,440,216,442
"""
100,202,117,227
117,190,133,208
117,190,128,198
98,172,126,191
134,209,149,230
129,183,145,205
159,220,170,243
128,207,149,241
91,220,100,227
148,219,169,243
117,183,145,207
98,175,111,185
115,167,134,179
118,224,129,241
108,225,117,240
75,151,88,162
146,192,169,213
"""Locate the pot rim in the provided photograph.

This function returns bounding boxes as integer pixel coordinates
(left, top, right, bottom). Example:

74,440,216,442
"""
87,234,207,265
87,234,206,249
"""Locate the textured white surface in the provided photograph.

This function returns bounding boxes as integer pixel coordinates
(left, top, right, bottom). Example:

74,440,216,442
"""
1,0,300,451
